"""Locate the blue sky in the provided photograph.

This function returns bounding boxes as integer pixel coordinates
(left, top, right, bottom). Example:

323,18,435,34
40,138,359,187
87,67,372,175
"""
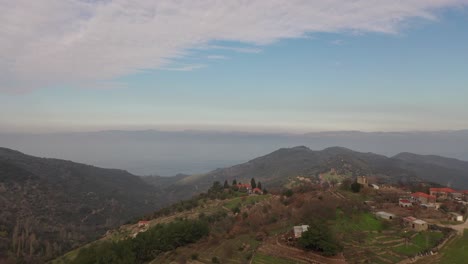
1,1,468,133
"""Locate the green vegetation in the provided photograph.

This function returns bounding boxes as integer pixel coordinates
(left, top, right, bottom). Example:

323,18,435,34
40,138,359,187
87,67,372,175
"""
321,171,348,183
148,180,261,220
299,220,343,256
251,178,257,189
394,232,444,256
71,220,209,264
282,189,293,197
252,253,298,264
334,211,383,232
438,230,468,263
223,195,270,210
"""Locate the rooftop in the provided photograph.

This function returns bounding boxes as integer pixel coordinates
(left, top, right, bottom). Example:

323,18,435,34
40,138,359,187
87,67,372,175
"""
430,187,456,193
411,192,436,199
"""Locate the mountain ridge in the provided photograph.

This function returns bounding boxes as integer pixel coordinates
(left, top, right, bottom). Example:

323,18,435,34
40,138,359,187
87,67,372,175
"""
0,147,163,263
170,146,468,192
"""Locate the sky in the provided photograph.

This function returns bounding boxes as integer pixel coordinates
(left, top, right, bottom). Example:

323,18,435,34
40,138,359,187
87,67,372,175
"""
1,0,468,133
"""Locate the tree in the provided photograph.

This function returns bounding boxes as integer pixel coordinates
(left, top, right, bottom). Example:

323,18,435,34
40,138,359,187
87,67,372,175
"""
351,181,361,193
223,180,229,189
298,220,342,256
251,178,257,189
257,182,262,190
283,189,293,197
232,179,237,186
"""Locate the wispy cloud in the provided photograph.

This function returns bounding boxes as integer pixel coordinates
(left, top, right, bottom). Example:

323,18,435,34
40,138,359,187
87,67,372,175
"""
163,64,206,72
331,39,344,45
1,0,467,92
206,55,228,60
203,45,263,54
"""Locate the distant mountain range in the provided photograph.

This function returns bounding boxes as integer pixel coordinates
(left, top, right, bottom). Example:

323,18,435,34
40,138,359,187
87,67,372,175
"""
1,130,468,175
151,146,468,197
2,145,468,262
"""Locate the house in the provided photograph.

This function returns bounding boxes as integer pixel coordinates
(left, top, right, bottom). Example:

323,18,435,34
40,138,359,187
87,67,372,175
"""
411,192,436,204
429,188,455,200
236,184,252,193
252,187,263,194
411,219,428,231
421,203,440,210
357,176,368,186
138,220,149,228
399,198,412,208
403,216,428,231
448,212,464,222
293,225,309,238
376,211,396,220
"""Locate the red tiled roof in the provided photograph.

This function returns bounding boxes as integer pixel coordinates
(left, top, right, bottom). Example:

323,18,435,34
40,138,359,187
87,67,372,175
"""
237,184,251,189
411,192,436,199
399,199,411,203
430,188,456,193
253,187,262,193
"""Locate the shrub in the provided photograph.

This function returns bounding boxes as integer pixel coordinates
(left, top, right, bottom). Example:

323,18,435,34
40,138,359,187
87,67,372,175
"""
283,189,294,197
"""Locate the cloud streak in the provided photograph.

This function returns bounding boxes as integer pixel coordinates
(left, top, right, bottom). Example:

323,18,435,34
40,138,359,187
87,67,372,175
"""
1,0,467,92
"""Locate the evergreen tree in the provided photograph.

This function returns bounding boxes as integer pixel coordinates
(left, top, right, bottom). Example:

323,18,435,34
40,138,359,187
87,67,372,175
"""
223,180,229,189
299,220,342,256
232,179,237,186
250,178,257,189
257,181,262,190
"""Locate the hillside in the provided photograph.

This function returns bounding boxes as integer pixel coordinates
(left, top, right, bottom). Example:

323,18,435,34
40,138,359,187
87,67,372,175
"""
54,178,461,264
3,145,468,263
171,146,468,196
0,147,163,263
393,152,468,188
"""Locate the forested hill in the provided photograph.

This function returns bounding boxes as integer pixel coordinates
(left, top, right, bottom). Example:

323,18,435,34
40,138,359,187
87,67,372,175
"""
0,147,162,263
170,146,468,195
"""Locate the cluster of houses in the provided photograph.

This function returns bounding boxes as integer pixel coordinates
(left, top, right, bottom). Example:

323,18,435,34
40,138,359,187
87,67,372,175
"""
370,183,468,233
235,183,263,195
428,187,468,201
395,188,467,223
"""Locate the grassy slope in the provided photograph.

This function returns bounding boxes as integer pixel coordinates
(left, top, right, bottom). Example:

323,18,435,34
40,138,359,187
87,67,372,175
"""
437,229,468,263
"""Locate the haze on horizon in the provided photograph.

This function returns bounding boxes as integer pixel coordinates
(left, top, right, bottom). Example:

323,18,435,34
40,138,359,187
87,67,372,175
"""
1,0,468,134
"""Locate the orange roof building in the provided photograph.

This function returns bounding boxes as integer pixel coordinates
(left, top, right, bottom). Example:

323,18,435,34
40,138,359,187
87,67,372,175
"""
411,192,436,203
430,187,456,199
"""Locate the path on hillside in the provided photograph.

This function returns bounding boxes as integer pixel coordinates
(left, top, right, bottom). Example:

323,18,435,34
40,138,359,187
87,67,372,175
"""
446,217,468,235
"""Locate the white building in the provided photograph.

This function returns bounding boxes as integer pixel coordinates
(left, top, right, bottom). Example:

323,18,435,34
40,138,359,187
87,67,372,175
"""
449,212,464,222
293,225,309,238
376,211,396,220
